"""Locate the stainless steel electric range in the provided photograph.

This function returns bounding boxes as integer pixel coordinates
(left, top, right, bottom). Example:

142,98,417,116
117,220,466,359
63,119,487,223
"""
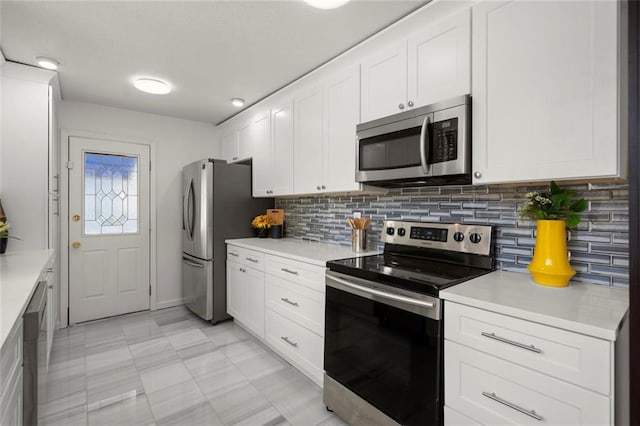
323,220,494,426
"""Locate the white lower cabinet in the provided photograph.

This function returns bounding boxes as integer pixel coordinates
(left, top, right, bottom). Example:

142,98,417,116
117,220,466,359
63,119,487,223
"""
226,243,326,386
444,301,620,425
1,320,23,426
226,246,265,339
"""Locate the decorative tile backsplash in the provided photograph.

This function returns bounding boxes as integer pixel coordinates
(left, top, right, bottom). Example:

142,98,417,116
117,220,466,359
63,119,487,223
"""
276,182,629,288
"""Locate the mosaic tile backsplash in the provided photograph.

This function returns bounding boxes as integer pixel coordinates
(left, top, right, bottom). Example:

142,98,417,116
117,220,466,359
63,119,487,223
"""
276,182,629,288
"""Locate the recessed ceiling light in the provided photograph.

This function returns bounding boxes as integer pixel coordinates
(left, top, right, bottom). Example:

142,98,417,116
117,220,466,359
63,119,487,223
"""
36,56,60,70
231,98,245,107
134,78,171,95
303,0,350,9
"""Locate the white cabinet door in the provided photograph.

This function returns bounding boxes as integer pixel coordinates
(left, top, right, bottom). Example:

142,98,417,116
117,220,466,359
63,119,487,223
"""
226,260,244,319
236,120,253,162
221,127,239,163
407,8,470,108
360,42,407,122
323,66,361,193
270,99,295,196
472,0,620,184
244,265,265,339
294,84,324,194
252,113,273,197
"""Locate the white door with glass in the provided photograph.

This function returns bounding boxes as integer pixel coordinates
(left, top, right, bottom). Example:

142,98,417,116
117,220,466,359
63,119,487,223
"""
68,137,150,324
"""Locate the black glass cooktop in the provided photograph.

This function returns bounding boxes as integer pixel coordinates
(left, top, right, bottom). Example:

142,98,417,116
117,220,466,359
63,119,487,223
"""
327,253,491,297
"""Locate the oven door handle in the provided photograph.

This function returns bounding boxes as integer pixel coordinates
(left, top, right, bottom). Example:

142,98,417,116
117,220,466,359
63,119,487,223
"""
327,274,435,309
419,115,431,174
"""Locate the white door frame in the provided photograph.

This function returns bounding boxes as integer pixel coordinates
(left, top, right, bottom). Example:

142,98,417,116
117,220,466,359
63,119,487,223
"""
60,129,158,327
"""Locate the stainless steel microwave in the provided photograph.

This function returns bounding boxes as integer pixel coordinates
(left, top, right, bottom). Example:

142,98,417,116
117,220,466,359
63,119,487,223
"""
356,95,471,187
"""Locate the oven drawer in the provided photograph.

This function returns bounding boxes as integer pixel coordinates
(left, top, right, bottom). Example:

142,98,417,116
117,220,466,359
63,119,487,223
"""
265,255,325,292
265,308,323,385
265,274,325,337
227,245,265,271
444,302,610,395
445,340,609,425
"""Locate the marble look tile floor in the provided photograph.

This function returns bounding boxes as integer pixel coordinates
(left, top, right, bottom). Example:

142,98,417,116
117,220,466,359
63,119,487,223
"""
42,306,346,426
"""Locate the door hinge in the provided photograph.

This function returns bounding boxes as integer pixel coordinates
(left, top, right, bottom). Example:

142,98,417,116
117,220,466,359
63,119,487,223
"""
66,161,73,169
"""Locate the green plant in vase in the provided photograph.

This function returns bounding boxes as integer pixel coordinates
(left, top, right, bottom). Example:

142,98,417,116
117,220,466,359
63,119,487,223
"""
519,182,587,287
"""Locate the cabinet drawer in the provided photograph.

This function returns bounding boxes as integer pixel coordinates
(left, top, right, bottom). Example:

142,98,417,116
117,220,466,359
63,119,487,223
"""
227,246,265,271
445,302,610,394
265,255,325,292
0,366,23,426
445,341,610,425
0,320,23,402
265,274,325,337
265,308,323,385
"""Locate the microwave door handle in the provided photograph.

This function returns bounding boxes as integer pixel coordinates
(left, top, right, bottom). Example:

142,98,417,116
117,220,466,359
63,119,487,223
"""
419,115,431,174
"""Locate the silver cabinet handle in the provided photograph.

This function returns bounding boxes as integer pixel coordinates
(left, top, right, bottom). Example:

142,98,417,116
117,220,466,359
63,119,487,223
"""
482,392,543,421
474,171,482,179
239,267,246,273
280,297,299,307
182,258,204,269
317,186,321,190
481,332,541,353
321,185,326,189
228,252,239,257
281,336,298,348
281,268,298,276
246,257,259,263
232,156,238,161
398,103,405,110
407,100,414,107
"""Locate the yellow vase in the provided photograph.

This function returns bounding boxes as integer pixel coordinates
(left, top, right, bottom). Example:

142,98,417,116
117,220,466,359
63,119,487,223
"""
527,220,575,287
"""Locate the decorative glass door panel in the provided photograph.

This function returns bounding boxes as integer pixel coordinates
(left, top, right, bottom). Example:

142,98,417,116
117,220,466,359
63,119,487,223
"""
83,152,138,235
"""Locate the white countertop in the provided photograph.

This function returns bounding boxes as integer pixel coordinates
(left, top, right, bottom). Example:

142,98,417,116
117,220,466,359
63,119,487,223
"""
1,250,53,348
441,270,629,341
225,238,379,267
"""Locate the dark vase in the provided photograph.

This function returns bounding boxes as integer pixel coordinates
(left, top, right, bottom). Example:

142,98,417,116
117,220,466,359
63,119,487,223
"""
0,238,7,254
255,227,269,238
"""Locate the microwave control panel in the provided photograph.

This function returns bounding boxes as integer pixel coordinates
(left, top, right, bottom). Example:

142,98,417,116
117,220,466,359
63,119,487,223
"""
432,118,458,164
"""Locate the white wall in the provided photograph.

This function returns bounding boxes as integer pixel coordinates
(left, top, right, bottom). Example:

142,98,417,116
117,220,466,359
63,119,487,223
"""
59,100,220,309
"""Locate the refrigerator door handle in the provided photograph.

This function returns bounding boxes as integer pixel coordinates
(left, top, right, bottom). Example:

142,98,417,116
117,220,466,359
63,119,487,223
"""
183,178,190,233
186,179,195,240
182,257,205,268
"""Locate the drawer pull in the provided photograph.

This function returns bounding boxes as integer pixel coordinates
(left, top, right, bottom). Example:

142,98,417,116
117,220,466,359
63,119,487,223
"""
229,252,239,257
281,336,298,348
482,392,543,421
239,268,246,273
481,332,541,354
281,268,299,275
280,297,299,307
246,257,259,263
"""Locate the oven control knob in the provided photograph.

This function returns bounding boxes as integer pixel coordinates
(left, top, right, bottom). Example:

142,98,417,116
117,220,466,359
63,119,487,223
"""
397,228,406,237
469,233,482,244
453,232,465,242
386,227,395,236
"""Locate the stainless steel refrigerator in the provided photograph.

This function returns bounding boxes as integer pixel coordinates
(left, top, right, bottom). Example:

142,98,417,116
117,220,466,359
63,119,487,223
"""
181,159,273,323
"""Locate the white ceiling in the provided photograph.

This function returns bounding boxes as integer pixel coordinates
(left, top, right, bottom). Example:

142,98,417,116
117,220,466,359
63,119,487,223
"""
1,0,428,124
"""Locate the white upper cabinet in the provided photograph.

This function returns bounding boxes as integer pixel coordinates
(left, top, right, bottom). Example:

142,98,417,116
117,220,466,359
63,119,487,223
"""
322,66,361,193
251,110,273,197
254,98,294,197
360,8,471,122
293,66,361,195
221,126,239,162
471,0,624,185
407,8,470,109
222,116,257,164
360,43,408,122
294,83,324,194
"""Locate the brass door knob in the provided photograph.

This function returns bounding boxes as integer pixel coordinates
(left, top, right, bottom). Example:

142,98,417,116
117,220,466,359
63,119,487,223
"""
72,241,81,249
72,215,80,222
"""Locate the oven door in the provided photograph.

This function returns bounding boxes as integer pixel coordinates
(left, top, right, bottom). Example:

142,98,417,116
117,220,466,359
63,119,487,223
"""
324,271,443,426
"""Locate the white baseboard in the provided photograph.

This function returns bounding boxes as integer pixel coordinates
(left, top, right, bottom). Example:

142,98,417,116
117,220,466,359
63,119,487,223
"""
155,298,184,310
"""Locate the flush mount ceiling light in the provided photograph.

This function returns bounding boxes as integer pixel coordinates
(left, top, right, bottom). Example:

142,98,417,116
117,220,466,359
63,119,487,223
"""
36,56,60,70
303,0,350,9
133,77,171,95
231,98,245,107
